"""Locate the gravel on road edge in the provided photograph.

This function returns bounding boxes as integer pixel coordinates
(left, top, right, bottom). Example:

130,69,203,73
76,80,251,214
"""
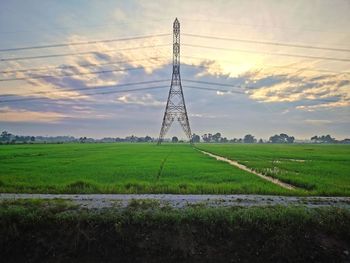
1,193,350,209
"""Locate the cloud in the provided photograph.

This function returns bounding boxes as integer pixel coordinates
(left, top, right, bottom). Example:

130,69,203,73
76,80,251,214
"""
244,69,350,111
114,8,127,21
189,113,228,119
0,106,68,123
0,32,170,104
116,93,164,107
0,34,349,138
296,100,350,111
5,22,348,116
304,119,332,125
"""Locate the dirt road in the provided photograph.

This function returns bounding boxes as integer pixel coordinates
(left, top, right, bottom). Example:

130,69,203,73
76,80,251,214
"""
198,149,296,190
1,193,349,209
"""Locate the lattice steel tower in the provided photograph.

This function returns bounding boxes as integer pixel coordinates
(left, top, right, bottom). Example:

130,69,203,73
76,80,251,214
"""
158,18,192,144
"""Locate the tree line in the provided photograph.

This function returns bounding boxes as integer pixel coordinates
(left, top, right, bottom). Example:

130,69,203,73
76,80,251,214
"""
189,133,296,143
1,130,349,144
0,131,154,144
189,132,349,144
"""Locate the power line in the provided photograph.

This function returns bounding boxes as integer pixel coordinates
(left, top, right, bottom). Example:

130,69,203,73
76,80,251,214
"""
184,85,343,105
0,76,246,104
0,81,338,104
0,56,169,75
0,83,245,104
184,81,349,105
182,55,350,75
0,85,169,104
0,67,144,82
6,54,347,83
183,79,243,88
183,34,350,53
0,79,170,98
185,85,245,94
0,18,170,35
258,64,350,75
2,56,347,84
74,85,167,97
183,44,350,63
0,44,168,62
181,18,349,36
0,33,170,52
0,15,344,37
1,66,249,85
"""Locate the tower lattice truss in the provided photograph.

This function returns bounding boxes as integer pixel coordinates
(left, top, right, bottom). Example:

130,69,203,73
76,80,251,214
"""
158,18,192,144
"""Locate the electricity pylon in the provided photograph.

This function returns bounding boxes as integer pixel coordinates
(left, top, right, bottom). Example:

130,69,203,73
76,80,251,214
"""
157,18,192,144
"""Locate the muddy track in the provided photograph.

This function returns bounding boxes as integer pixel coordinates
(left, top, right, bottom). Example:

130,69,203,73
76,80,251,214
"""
1,193,350,209
198,149,297,190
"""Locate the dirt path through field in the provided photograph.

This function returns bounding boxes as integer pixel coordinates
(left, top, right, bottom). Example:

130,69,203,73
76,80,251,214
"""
1,193,349,209
198,149,296,190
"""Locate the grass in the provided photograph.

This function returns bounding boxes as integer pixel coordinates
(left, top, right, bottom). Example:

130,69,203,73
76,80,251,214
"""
0,143,289,195
1,200,350,262
0,143,349,195
197,143,350,196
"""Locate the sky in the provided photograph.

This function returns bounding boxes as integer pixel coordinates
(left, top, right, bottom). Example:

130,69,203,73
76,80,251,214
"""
0,0,349,140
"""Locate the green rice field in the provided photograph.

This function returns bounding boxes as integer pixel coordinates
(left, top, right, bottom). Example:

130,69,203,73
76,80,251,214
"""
0,143,349,195
198,143,350,196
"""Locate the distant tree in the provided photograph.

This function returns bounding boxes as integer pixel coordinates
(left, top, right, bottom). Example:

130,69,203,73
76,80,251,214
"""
280,133,295,143
1,131,12,142
172,136,179,143
340,138,350,144
220,137,228,143
323,135,335,143
269,133,294,143
310,135,336,143
192,134,200,143
202,133,222,143
243,134,256,143
202,133,212,142
79,137,87,143
287,136,295,143
311,135,318,142
144,136,153,142
212,132,221,143
269,134,280,143
125,135,137,143
1,131,8,138
258,138,264,143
